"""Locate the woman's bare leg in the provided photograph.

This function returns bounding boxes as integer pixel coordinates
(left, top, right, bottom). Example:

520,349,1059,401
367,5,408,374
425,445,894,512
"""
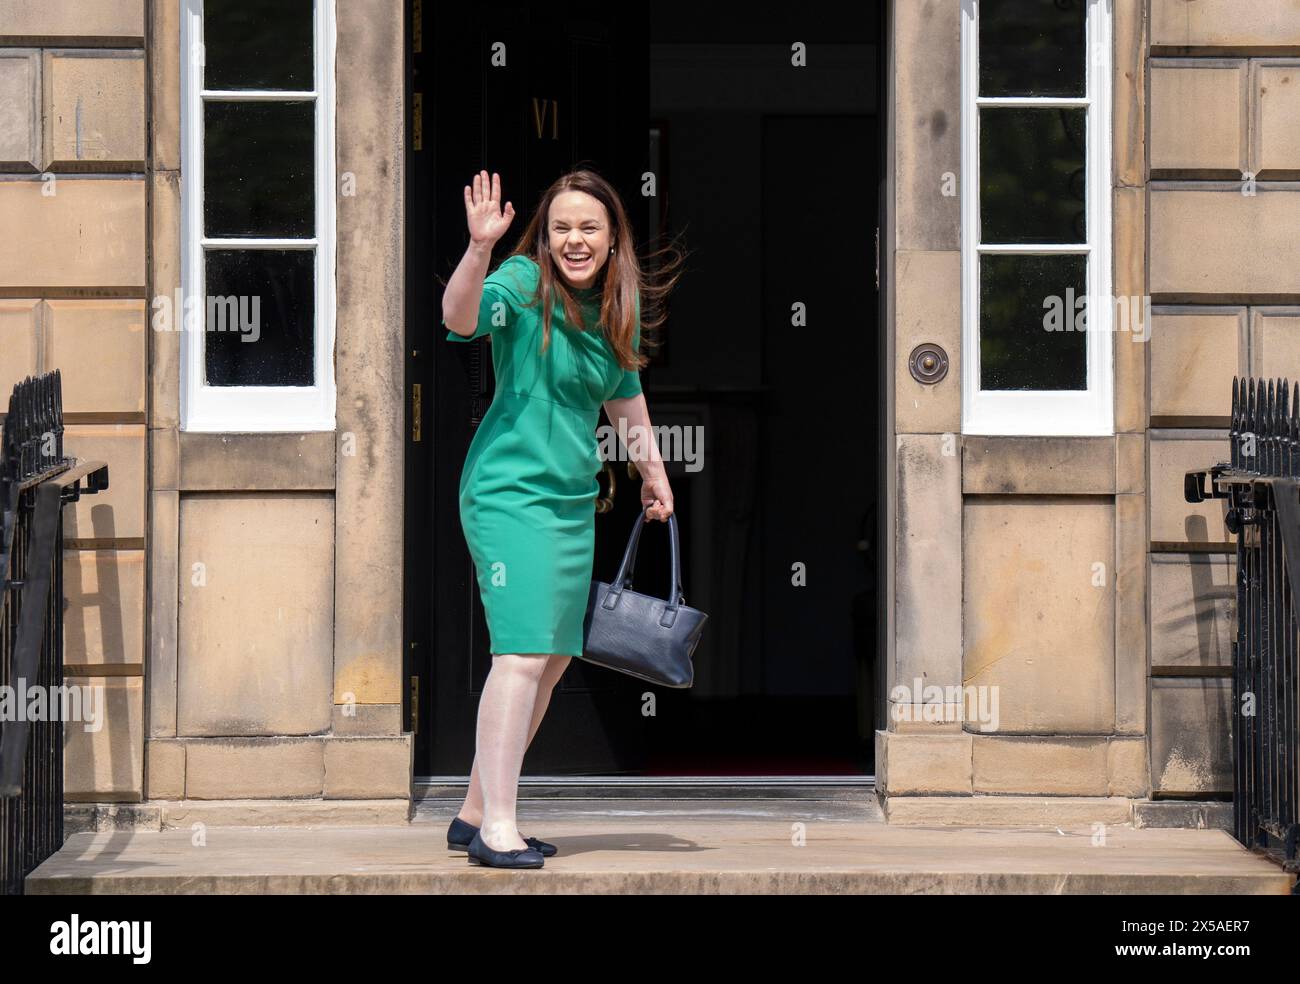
458,653,571,829
465,652,572,851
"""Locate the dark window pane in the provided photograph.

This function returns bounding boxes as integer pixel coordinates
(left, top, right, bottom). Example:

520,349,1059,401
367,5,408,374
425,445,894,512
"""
204,100,314,238
204,249,314,386
980,253,1087,391
204,0,314,91
979,0,1086,97
980,107,1085,244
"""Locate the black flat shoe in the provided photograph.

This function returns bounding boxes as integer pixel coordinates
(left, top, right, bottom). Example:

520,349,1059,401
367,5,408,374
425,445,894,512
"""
446,815,557,856
466,830,545,869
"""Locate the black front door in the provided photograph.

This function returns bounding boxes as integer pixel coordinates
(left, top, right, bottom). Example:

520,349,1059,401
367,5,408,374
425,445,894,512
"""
406,2,652,776
406,1,886,782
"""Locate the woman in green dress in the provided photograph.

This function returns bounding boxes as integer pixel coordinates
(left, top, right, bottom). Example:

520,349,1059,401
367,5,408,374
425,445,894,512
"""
442,168,682,867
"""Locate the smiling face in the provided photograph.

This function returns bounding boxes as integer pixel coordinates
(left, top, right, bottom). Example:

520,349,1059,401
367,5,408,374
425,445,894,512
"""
547,189,612,289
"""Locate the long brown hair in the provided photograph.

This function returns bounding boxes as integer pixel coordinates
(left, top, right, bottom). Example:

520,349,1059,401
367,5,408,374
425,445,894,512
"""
504,168,686,372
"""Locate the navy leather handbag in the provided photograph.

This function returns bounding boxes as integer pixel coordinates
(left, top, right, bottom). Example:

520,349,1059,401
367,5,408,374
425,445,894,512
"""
581,506,708,688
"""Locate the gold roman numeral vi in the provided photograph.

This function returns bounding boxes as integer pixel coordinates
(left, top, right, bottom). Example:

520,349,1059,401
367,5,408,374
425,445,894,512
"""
531,97,559,140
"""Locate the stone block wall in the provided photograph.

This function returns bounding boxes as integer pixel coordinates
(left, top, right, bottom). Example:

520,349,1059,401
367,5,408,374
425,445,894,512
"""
880,0,1300,817
0,0,148,800
1145,0,1300,796
0,0,412,811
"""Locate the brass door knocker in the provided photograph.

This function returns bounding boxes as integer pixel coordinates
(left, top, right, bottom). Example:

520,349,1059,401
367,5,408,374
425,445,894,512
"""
595,459,616,513
595,458,643,513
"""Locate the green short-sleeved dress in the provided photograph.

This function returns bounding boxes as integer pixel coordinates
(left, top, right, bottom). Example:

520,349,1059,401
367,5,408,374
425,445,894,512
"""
443,254,642,657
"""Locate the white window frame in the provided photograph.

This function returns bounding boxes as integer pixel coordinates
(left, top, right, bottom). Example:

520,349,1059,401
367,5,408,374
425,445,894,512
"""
179,0,337,432
960,0,1113,436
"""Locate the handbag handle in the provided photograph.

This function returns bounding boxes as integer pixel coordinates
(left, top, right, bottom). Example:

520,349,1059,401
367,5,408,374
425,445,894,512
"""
606,505,685,607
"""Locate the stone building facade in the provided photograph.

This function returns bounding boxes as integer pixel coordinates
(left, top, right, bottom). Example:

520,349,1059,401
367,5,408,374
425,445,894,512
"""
0,0,1288,827
879,0,1300,823
1,0,409,823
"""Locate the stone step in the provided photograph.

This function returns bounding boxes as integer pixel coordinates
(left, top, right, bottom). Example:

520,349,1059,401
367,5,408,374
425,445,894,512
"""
26,799,1294,894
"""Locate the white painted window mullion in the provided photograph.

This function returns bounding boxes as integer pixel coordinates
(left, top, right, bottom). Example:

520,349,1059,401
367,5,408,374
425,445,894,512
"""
201,89,317,100
978,244,1091,254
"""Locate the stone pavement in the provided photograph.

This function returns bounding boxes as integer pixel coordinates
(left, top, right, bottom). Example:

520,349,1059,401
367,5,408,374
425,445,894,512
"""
25,798,1295,894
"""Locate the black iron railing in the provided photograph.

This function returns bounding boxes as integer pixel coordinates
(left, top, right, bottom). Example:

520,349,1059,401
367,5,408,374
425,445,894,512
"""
0,371,108,895
1185,377,1300,874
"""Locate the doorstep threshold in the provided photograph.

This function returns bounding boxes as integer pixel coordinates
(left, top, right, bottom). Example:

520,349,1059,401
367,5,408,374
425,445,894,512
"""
417,775,875,784
414,775,877,801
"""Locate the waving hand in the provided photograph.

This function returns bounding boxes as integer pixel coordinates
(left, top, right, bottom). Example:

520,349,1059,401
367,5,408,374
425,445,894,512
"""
464,170,516,246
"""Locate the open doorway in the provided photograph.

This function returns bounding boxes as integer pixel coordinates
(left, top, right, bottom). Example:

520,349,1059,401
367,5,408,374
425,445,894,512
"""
405,2,887,782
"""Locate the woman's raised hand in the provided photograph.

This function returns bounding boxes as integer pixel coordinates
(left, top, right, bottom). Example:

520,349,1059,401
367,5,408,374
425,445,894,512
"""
464,170,515,246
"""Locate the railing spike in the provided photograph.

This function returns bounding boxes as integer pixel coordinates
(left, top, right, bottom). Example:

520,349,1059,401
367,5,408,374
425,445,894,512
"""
1280,378,1287,476
1292,382,1299,479
1282,380,1291,477
53,369,64,464
1278,378,1284,476
1248,378,1257,473
20,376,31,478
1265,380,1272,475
1232,376,1240,469
1271,379,1278,475
1259,376,1266,474
40,373,50,472
1263,376,1274,475
1277,380,1285,477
